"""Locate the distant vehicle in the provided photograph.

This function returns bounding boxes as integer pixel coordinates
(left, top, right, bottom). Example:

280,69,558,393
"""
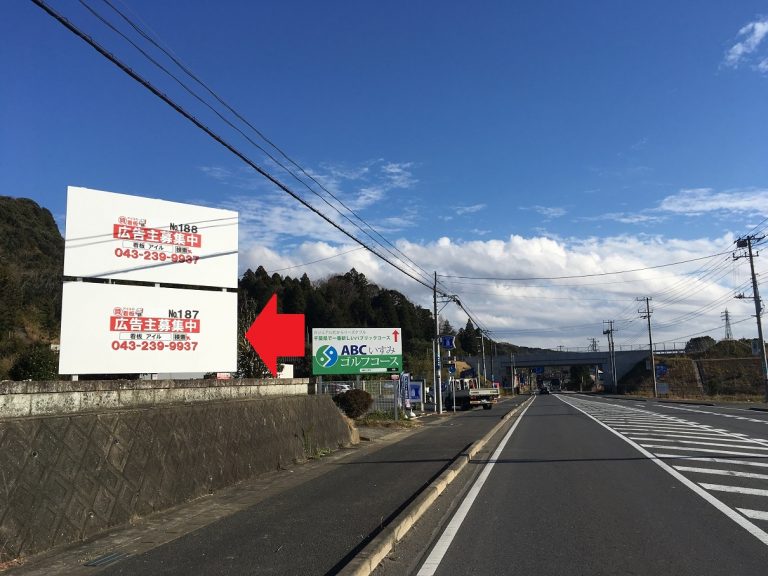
446,377,500,410
325,383,351,394
539,387,550,395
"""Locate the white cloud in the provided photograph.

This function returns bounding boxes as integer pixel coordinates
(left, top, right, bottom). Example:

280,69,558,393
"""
455,203,486,215
202,159,421,246
381,162,417,189
528,205,567,219
239,231,748,351
724,17,768,69
658,188,768,216
582,212,667,225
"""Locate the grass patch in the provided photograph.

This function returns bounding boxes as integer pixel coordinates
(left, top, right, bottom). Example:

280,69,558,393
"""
356,410,421,428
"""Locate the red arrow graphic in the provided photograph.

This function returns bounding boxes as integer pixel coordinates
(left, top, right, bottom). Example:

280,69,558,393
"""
392,329,399,343
245,294,305,377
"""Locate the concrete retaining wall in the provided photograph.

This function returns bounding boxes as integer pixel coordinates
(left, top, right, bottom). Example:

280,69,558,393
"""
0,378,309,419
0,392,355,562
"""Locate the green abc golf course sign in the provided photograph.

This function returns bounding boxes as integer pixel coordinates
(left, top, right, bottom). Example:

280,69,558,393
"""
312,328,403,375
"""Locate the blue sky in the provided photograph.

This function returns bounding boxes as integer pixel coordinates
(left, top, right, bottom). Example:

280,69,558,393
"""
4,1,768,350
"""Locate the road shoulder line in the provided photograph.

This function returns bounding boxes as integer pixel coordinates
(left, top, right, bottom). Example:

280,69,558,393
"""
338,397,533,576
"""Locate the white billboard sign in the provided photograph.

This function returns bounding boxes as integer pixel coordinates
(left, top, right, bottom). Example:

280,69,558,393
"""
64,186,238,288
59,282,237,374
312,328,403,375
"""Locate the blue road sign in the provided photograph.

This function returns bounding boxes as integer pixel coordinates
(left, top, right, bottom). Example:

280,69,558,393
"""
408,381,422,402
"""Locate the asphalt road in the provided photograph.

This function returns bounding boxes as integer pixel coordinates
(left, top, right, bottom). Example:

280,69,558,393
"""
414,394,768,576
81,397,527,576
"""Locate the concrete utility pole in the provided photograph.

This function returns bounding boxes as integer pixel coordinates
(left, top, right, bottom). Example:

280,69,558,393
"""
511,353,516,394
638,297,657,398
477,332,487,383
603,320,617,393
433,272,443,414
734,236,768,403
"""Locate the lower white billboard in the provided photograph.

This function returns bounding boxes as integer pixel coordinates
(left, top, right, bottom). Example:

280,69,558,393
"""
59,282,237,374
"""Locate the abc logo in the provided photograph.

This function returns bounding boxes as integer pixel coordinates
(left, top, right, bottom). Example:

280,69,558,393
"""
315,345,339,368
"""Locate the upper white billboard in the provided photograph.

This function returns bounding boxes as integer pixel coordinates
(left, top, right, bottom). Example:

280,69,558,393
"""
63,186,238,288
59,282,237,374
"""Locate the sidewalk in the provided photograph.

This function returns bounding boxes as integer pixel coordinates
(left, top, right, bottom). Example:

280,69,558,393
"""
5,397,526,576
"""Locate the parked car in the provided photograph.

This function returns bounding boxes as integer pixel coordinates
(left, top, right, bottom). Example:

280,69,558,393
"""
324,383,351,394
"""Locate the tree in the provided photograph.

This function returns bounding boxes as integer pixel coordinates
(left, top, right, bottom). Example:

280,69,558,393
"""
440,319,456,336
457,319,479,355
685,336,716,355
9,346,59,381
569,365,592,391
236,296,271,378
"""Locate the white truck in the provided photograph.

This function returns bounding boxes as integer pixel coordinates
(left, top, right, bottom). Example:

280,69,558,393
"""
445,377,500,410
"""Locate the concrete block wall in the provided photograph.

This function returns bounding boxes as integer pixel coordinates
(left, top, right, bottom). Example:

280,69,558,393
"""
0,378,310,419
0,393,355,562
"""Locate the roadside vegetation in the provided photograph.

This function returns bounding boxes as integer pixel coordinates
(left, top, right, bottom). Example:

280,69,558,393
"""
617,338,766,402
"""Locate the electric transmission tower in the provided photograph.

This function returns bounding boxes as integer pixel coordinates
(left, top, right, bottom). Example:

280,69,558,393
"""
721,308,734,341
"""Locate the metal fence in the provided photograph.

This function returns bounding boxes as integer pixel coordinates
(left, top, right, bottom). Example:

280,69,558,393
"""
316,379,405,413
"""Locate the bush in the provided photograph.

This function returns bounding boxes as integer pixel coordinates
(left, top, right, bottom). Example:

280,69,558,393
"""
9,345,59,381
332,388,373,419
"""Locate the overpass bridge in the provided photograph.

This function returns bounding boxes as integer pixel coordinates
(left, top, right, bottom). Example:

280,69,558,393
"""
460,350,651,391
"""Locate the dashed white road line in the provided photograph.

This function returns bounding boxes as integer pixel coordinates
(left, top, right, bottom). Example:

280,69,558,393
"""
700,484,768,497
739,508,768,521
559,395,768,547
415,397,535,576
673,466,768,481
655,455,768,469
639,444,768,458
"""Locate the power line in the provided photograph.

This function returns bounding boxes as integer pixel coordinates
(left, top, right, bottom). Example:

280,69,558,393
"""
77,0,436,289
95,0,436,287
267,247,366,274
437,250,733,281
30,0,444,296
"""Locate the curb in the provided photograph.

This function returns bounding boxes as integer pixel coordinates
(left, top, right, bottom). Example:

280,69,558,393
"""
338,397,532,576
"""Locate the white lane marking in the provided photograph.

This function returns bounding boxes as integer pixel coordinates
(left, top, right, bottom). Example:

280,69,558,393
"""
609,423,720,429
639,444,768,457
570,399,768,449
626,433,754,443
654,455,768,469
630,438,768,450
739,509,768,521
557,396,768,547
416,398,535,576
673,466,768,481
661,405,768,423
700,484,768,497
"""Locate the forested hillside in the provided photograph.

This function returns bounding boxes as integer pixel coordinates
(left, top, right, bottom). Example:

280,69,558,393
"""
0,196,496,379
0,196,63,377
237,266,492,378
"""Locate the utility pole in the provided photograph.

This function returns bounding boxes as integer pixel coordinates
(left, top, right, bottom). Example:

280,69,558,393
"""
603,320,617,393
638,297,657,398
510,353,516,394
433,272,443,414
734,235,768,403
588,338,599,352
480,332,487,383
